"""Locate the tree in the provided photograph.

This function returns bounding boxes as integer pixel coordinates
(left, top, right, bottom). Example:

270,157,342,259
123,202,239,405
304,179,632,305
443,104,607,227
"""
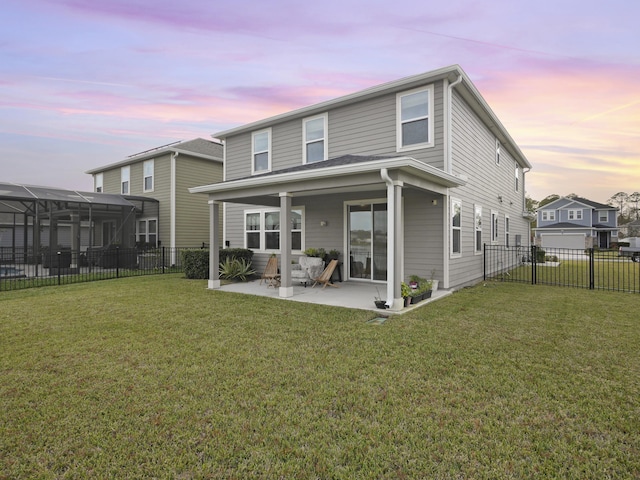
538,194,560,208
608,192,629,222
629,192,640,220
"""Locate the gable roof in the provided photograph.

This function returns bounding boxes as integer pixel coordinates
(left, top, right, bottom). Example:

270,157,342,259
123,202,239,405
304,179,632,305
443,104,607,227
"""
212,64,531,170
538,196,617,212
85,138,223,175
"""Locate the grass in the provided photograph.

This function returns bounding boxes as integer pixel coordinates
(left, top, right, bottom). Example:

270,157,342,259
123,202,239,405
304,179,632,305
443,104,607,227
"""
1,275,639,478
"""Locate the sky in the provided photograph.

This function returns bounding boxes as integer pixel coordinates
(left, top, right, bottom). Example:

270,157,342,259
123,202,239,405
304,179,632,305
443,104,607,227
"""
1,0,638,204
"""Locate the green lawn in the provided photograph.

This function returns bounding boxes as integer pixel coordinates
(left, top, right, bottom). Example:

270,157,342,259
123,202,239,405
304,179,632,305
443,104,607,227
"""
1,276,639,478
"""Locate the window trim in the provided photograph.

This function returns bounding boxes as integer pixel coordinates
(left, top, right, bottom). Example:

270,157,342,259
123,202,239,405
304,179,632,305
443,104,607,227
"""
599,211,608,222
504,214,510,248
515,161,519,192
143,159,154,193
451,197,462,257
396,85,435,152
495,139,501,165
474,204,482,255
251,128,272,175
491,210,499,244
121,166,130,195
244,207,304,253
95,173,103,193
303,113,328,164
568,209,583,221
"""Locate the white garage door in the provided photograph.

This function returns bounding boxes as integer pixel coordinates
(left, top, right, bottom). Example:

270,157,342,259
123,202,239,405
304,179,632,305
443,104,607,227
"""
541,234,584,249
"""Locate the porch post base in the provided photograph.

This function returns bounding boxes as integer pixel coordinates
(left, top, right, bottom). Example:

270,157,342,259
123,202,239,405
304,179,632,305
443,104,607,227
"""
208,279,221,289
388,297,404,311
279,286,294,298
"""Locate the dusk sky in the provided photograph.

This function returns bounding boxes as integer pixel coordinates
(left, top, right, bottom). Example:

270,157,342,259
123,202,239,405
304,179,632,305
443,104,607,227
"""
1,0,638,204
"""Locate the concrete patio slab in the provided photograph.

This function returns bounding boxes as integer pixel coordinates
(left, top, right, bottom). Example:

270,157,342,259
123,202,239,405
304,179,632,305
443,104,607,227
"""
217,279,452,313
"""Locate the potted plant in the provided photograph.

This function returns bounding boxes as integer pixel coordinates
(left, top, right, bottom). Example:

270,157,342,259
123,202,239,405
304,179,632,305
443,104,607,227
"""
401,282,412,307
303,247,326,259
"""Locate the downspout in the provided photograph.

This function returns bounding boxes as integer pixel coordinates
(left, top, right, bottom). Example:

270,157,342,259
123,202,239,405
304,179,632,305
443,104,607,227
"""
381,168,395,307
170,151,178,264
444,74,463,290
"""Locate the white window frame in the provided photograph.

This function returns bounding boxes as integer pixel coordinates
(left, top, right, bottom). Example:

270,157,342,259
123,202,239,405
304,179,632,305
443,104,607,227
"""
244,207,304,252
143,159,154,193
599,211,608,222
451,197,462,257
251,128,272,174
568,209,583,221
136,218,158,247
95,173,103,193
396,85,434,152
121,166,130,195
542,210,556,222
474,204,482,254
515,162,519,192
504,215,510,248
303,113,328,164
496,139,501,165
491,210,499,243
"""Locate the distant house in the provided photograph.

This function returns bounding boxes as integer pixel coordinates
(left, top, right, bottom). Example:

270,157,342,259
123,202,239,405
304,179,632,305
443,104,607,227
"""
86,138,223,253
190,65,533,309
533,196,618,249
618,218,640,239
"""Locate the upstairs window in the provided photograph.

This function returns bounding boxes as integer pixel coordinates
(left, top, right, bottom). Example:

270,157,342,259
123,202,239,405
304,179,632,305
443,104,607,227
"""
568,209,583,221
496,139,501,165
95,173,103,193
121,166,130,195
451,198,462,256
599,211,608,222
143,159,154,192
303,114,327,163
252,129,271,174
397,86,434,151
515,162,519,192
541,210,556,222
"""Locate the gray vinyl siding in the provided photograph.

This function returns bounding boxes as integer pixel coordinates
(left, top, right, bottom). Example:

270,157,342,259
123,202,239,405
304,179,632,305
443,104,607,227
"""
448,89,530,287
224,81,447,181
175,157,222,247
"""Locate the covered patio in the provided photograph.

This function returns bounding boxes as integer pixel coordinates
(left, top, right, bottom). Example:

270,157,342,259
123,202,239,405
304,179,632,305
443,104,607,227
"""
218,278,452,313
190,154,464,311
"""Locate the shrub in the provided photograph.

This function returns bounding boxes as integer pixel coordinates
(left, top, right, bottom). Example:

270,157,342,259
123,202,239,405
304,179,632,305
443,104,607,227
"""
182,248,255,280
219,258,256,282
181,249,209,279
535,248,546,263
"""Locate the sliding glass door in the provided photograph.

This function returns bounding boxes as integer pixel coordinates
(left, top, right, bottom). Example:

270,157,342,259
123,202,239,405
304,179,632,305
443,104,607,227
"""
348,203,387,281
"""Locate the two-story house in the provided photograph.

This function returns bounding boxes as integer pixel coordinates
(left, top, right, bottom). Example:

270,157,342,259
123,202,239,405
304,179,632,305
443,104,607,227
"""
533,196,618,249
86,138,223,258
190,65,532,310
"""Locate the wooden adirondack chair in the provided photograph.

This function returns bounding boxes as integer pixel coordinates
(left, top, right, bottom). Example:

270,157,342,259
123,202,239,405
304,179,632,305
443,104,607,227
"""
311,259,339,289
260,255,280,287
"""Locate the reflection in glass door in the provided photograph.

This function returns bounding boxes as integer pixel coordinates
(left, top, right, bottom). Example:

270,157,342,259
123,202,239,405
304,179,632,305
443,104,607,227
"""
348,203,387,281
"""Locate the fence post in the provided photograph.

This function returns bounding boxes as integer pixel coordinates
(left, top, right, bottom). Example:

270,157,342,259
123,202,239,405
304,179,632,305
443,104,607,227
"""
116,246,120,278
589,247,595,290
531,245,537,285
57,251,61,285
483,243,486,280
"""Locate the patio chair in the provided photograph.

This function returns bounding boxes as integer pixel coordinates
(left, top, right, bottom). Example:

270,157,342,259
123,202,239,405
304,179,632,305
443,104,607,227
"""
260,255,281,287
311,259,339,289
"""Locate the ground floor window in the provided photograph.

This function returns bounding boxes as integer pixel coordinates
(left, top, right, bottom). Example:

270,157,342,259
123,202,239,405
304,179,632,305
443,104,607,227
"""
244,208,303,252
451,198,461,256
136,218,157,247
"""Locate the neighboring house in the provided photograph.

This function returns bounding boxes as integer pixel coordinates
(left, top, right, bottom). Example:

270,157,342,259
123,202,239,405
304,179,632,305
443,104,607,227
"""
533,196,618,249
86,138,223,254
618,218,640,239
190,65,532,310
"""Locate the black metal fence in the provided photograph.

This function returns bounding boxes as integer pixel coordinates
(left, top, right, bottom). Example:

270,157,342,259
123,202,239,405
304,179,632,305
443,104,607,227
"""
0,246,203,292
484,245,640,293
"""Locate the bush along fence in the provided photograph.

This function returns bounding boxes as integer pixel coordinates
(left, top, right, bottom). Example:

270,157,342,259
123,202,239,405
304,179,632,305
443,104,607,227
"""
1,246,256,292
484,244,640,293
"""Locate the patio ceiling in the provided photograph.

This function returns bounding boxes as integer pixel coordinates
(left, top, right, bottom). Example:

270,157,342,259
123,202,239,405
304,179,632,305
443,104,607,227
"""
190,155,466,206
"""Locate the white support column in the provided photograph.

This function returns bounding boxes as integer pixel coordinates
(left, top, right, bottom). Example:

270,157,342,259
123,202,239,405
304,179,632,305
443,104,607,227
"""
388,180,404,311
279,192,293,298
208,200,221,289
